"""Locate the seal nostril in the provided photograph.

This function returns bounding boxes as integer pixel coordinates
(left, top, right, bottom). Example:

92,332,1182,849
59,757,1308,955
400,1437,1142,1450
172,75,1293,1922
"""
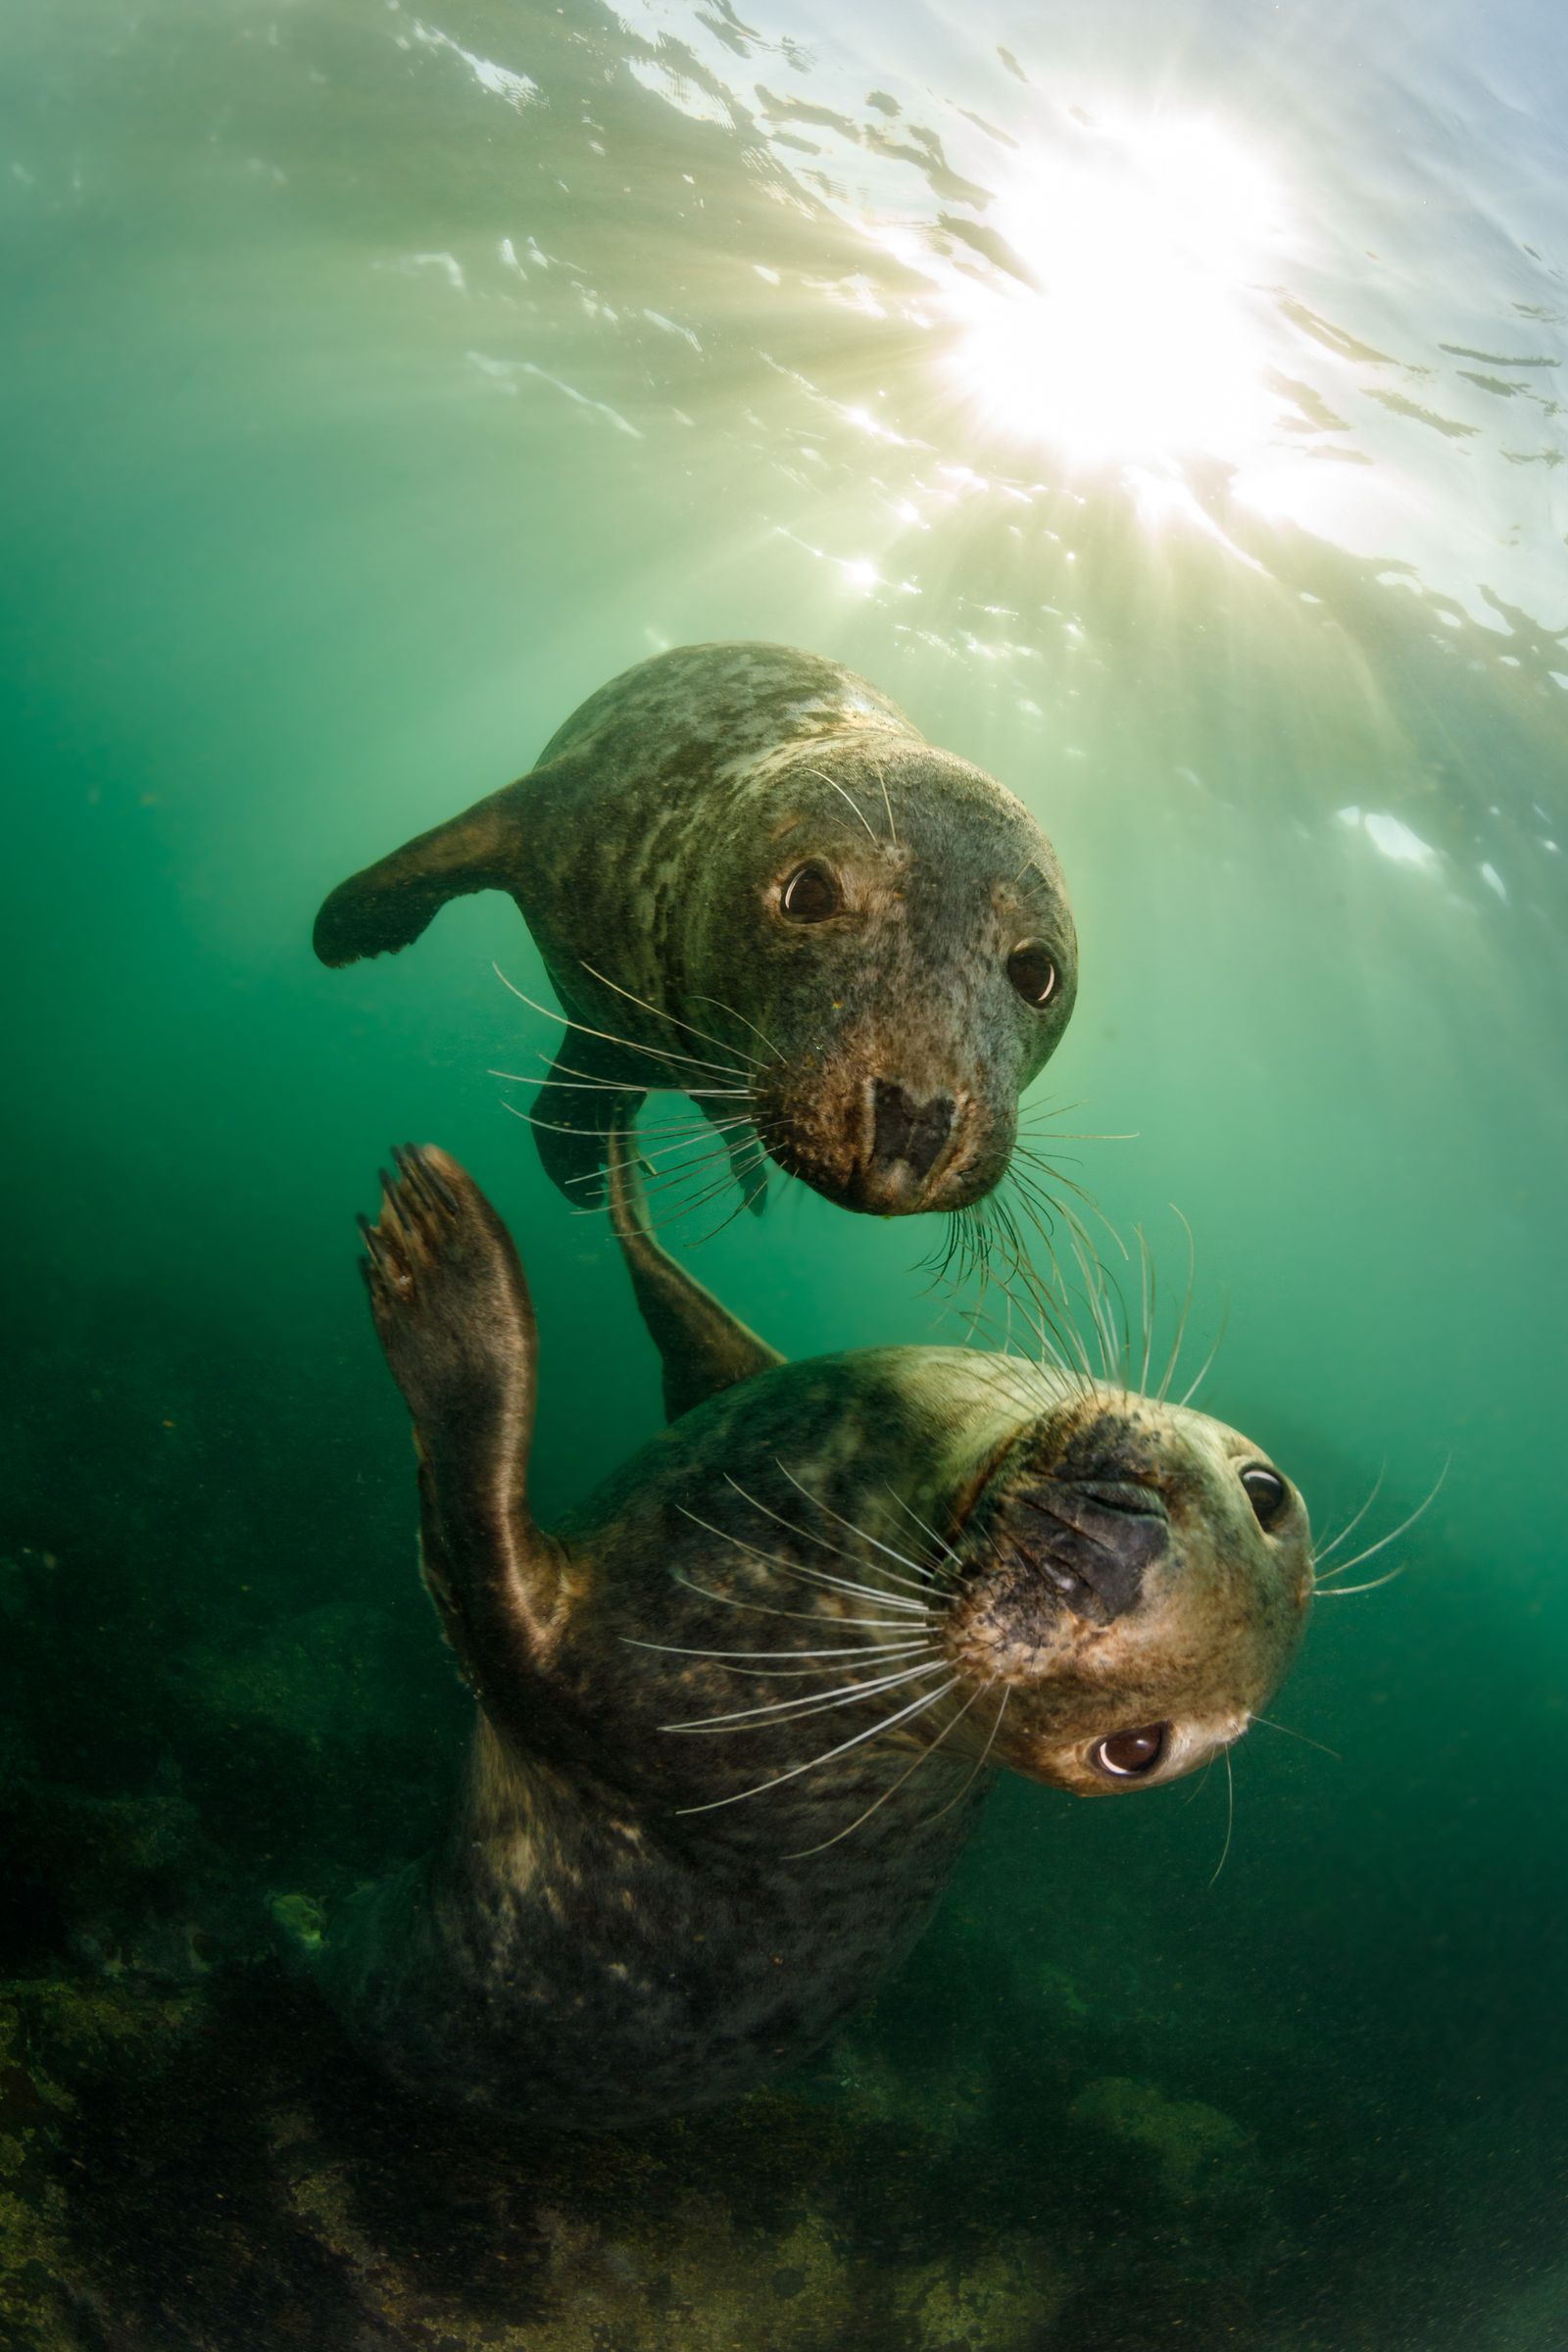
1010,1479,1168,1622
871,1080,956,1182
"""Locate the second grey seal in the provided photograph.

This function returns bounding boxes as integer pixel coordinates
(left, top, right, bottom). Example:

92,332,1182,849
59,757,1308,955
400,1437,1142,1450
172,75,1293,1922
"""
301,1128,1314,2132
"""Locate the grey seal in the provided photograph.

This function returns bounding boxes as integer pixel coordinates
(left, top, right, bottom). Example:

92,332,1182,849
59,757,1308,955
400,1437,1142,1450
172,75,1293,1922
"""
305,1129,1314,2132
313,642,1077,1215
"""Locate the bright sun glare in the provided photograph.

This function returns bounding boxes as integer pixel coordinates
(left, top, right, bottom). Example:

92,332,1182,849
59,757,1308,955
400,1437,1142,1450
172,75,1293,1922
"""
939,118,1286,469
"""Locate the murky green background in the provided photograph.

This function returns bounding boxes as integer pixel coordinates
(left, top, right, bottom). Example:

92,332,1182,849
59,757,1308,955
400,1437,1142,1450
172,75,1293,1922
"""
3,1,1566,2344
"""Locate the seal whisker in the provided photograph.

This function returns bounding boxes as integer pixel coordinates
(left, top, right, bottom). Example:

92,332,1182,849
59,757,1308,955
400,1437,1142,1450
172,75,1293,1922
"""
559,1120,755,1182
1137,1228,1157,1400
1156,1207,1199,1405
869,752,899,849
1311,1465,1387,1566
620,1131,765,1198
882,1485,967,1584
674,1677,960,1817
497,1067,753,1100
577,959,763,1071
618,1136,773,1220
569,1155,760,1225
797,764,879,843
919,1681,1011,1832
690,993,784,1063
970,1256,1097,1394
625,1634,931,1662
773,1462,943,1586
630,1147,774,1241
1312,1463,1446,1586
671,1570,916,1632
494,963,753,1080
1008,1141,1129,1257
1249,1712,1343,1761
676,1502,931,1616
784,1678,994,1858
1177,1299,1230,1408
662,1657,948,1734
643,1161,771,1248
1207,1747,1236,1887
1312,1566,1408,1596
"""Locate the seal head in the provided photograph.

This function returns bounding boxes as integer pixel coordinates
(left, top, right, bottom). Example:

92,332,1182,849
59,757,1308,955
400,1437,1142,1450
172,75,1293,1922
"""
313,642,1076,1217
940,1391,1311,1793
680,733,1075,1212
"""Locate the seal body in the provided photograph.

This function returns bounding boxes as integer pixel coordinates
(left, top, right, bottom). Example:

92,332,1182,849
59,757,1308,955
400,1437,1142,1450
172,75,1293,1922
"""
314,644,1078,1214
312,1133,1313,2132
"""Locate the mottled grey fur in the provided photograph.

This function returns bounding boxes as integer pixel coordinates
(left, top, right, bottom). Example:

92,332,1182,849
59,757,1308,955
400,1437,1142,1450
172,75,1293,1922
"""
312,1134,1312,2132
314,643,1077,1213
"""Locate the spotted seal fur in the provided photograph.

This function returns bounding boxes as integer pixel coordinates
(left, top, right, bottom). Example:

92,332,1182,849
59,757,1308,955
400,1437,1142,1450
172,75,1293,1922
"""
314,642,1077,1214
307,1130,1313,2131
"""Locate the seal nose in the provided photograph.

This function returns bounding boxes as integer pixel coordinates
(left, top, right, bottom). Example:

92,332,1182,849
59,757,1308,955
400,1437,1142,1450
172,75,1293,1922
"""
1012,1479,1168,1623
870,1080,955,1189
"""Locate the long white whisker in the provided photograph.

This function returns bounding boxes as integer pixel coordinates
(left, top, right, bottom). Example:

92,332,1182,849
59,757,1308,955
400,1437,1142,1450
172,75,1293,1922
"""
676,1678,959,1816
871,753,898,849
1313,1565,1409,1597
689,993,783,1063
1208,1747,1235,1887
623,1636,930,1662
662,1656,946,1733
675,1503,928,1616
671,1571,913,1632
1250,1711,1343,1761
884,1486,966,1581
577,959,760,1070
1313,1463,1447,1585
918,1681,1010,1833
774,1463,941,1585
1156,1206,1197,1405
785,1679,991,1859
725,1475,936,1599
493,963,750,1078
1311,1466,1387,1566
798,764,878,843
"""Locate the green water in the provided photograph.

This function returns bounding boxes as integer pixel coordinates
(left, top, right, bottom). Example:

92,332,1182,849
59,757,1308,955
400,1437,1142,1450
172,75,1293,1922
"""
3,0,1566,2343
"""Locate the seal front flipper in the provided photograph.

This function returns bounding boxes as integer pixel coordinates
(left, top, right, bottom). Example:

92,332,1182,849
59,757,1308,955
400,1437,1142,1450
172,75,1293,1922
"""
359,1147,578,1711
606,1111,783,1422
526,1046,642,1207
314,774,541,967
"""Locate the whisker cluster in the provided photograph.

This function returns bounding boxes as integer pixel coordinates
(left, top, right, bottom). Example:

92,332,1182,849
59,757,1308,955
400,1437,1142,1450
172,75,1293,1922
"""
614,1466,1004,1850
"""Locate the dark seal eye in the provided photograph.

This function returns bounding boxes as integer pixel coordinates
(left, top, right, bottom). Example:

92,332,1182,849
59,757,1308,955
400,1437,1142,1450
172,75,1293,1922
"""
779,861,842,923
1093,1724,1168,1779
1241,1466,1289,1531
1006,941,1057,1006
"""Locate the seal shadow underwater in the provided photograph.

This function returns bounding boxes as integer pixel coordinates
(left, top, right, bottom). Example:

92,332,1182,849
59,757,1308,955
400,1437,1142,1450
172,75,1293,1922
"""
313,642,1078,1219
307,1127,1315,2132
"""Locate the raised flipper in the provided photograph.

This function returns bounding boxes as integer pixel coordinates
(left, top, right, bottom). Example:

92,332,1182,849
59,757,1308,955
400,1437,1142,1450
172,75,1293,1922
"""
314,776,538,967
606,1112,783,1422
358,1146,578,1737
